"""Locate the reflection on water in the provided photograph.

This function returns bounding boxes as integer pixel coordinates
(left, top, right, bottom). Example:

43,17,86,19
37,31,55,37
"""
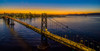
0,16,100,51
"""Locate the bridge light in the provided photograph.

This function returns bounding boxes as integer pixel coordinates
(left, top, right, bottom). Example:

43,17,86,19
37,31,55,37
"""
45,28,48,31
85,40,87,42
64,35,67,38
97,46,100,48
80,40,83,43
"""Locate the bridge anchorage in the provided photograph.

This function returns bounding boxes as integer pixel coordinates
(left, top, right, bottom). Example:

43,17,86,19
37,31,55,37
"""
3,17,15,25
3,14,97,51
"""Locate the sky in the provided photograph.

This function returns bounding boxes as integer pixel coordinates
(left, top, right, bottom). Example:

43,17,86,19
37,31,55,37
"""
0,0,100,14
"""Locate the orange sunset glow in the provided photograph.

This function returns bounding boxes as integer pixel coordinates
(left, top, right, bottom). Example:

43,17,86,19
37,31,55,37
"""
0,7,100,15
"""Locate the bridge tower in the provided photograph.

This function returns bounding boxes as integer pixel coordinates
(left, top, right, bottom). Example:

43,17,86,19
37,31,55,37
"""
41,13,48,44
41,13,47,32
37,13,49,50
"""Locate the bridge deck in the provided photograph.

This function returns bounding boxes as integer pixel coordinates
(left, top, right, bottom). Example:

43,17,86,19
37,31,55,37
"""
4,16,95,51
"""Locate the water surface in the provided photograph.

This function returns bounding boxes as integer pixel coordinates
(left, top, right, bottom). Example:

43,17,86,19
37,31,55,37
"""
0,16,100,51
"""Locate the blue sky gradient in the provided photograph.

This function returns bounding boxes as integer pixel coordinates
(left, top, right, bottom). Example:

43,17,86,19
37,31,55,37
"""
0,0,100,14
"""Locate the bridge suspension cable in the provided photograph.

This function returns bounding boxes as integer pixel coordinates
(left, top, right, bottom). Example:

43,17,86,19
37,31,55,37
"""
48,18,100,51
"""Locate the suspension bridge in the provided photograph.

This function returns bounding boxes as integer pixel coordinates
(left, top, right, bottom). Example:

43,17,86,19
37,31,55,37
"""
2,14,98,51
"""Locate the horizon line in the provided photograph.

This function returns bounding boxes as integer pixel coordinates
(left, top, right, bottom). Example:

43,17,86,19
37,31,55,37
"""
0,12,100,15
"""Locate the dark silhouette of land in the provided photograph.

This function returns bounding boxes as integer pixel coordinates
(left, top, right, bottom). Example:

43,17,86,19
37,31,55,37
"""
0,13,100,18
67,13,100,16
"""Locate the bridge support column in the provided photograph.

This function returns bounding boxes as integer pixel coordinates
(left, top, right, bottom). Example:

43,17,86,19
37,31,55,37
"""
10,19,15,25
7,18,10,24
37,35,49,50
10,22,15,30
